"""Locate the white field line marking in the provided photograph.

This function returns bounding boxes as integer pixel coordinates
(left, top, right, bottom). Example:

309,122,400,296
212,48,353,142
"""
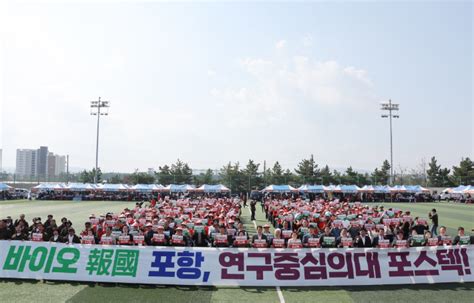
276,286,285,303
248,204,283,303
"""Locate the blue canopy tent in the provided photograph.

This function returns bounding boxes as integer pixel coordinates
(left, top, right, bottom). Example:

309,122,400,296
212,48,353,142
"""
373,185,391,194
150,184,165,192
404,185,430,194
132,184,153,193
451,185,470,194
262,185,297,193
164,184,196,193
32,183,54,192
298,185,325,193
0,183,13,191
339,185,360,194
359,185,375,192
98,184,130,192
67,183,97,192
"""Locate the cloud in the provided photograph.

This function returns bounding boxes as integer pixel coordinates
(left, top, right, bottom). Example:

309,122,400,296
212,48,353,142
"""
207,69,216,77
210,47,377,128
302,34,313,47
275,39,287,49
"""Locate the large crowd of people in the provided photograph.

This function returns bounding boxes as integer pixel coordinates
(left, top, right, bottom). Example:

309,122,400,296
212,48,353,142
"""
0,196,472,248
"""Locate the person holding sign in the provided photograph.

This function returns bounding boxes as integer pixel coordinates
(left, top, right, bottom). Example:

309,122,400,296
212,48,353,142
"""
152,225,169,246
192,221,210,247
424,231,439,246
319,226,336,248
30,223,46,242
171,227,189,246
372,228,392,248
287,231,303,248
408,229,426,247
392,230,408,248
100,227,116,245
303,225,320,248
453,227,472,245
337,228,354,248
233,230,250,248
252,225,268,248
118,226,133,245
213,225,231,247
437,226,452,245
271,229,285,248
81,229,97,245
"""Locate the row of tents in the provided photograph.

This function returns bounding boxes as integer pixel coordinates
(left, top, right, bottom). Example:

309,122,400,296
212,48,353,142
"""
442,185,474,195
262,184,433,194
1,182,473,195
27,183,231,193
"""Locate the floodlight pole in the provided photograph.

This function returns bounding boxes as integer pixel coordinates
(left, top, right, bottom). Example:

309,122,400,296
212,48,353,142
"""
380,99,400,185
90,97,110,184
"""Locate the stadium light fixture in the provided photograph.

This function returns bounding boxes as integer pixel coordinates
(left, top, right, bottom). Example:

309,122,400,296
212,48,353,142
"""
90,97,110,184
380,99,400,185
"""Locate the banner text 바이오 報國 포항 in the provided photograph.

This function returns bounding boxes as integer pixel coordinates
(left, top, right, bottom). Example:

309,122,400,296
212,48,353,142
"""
0,241,472,286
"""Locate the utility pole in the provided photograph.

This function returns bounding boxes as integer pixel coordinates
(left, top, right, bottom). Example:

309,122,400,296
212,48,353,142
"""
90,97,110,184
380,99,400,185
263,160,267,186
66,154,70,184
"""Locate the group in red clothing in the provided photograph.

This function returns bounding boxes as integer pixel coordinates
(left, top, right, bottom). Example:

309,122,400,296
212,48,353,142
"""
1,197,472,248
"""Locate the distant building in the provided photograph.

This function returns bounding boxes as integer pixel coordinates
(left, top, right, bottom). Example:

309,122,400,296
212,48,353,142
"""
37,146,49,179
47,152,56,178
47,152,66,179
147,168,155,175
16,149,38,177
55,155,66,176
16,146,65,179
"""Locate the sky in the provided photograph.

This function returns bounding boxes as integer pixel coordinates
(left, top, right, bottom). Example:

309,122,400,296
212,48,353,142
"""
0,0,472,173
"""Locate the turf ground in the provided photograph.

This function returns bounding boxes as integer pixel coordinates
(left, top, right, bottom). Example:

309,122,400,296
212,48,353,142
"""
0,199,473,303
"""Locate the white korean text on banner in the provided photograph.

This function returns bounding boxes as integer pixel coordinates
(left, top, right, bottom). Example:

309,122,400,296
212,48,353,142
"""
0,241,472,286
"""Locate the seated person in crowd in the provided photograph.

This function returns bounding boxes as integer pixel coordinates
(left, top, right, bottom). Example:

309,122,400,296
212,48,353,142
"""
355,228,372,248
319,226,337,248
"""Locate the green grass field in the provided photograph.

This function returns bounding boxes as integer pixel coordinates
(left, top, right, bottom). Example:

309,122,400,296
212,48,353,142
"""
0,199,473,303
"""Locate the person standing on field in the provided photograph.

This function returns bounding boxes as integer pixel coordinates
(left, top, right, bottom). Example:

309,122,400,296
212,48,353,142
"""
429,208,438,236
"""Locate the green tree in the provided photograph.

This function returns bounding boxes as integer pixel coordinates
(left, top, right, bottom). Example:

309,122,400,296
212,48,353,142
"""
371,160,390,185
427,156,441,186
270,161,285,184
109,174,123,184
438,168,454,187
129,170,155,184
219,162,245,193
193,169,215,186
451,157,474,185
283,169,297,186
320,165,334,185
295,154,320,184
156,165,173,185
242,159,262,191
80,168,102,183
169,159,193,184
342,167,359,185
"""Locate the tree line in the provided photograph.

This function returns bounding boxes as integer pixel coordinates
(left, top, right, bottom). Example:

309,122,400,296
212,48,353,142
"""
73,156,473,193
